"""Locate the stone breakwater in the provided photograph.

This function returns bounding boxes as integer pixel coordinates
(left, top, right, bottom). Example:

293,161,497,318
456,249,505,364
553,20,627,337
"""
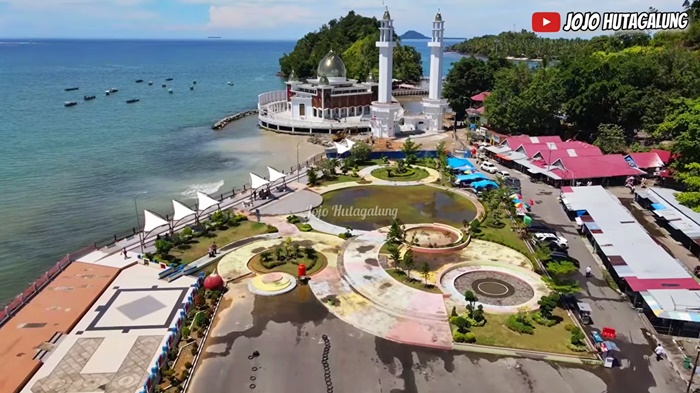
212,109,258,130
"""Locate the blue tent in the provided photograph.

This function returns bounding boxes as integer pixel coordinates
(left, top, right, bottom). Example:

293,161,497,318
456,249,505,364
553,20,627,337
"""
651,203,666,210
472,179,499,189
455,173,488,182
447,157,473,169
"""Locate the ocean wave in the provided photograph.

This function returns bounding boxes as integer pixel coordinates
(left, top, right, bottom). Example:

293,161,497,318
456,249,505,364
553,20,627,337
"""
181,180,224,199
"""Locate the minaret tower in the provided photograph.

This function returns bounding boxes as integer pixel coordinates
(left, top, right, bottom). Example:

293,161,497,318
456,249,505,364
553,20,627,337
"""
370,7,401,139
422,10,448,132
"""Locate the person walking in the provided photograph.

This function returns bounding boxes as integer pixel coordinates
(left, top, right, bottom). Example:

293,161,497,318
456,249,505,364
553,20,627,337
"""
654,344,666,361
585,266,592,278
211,242,217,255
122,247,128,259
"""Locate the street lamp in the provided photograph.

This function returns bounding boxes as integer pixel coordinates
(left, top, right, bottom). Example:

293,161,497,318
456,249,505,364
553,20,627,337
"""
133,191,147,254
296,140,302,175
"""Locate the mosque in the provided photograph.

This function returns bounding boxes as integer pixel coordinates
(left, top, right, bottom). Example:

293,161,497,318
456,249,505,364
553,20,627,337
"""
257,7,448,139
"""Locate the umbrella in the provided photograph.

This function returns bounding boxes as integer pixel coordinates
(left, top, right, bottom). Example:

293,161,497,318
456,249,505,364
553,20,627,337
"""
523,215,532,225
515,202,524,209
510,193,523,200
512,199,521,204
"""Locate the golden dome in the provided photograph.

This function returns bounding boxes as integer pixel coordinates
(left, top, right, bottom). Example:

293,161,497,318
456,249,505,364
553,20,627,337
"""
383,7,391,20
435,10,442,21
317,50,347,78
319,75,330,85
366,72,376,83
288,70,298,82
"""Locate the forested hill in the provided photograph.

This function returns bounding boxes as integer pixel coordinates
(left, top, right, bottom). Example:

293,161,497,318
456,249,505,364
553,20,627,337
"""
400,30,429,39
447,31,587,59
278,11,423,83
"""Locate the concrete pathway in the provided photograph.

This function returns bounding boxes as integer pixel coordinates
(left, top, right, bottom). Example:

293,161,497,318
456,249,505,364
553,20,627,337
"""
257,187,323,216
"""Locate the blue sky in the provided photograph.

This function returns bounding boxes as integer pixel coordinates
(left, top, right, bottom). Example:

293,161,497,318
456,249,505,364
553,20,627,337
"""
0,0,686,39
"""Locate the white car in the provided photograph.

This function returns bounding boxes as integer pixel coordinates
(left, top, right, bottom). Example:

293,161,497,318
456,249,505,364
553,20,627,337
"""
533,232,569,249
496,170,510,178
480,162,498,173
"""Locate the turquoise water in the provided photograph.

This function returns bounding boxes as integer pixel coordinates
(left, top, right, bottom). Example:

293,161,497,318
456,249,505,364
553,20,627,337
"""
0,38,462,304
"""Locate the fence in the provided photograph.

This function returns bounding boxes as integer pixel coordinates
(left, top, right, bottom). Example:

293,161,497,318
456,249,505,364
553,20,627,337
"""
0,152,326,324
325,149,439,160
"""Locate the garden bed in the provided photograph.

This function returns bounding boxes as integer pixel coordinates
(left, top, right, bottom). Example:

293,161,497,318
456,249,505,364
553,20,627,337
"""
386,268,442,294
247,240,327,276
371,166,430,181
169,221,269,263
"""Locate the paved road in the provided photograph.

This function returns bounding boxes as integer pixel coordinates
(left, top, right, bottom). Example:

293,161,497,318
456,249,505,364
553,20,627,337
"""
482,160,685,392
189,281,682,393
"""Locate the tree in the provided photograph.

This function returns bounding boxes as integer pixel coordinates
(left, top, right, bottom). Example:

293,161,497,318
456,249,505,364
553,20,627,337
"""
419,262,431,285
402,248,415,279
318,159,338,179
450,306,458,317
306,168,319,186
386,218,404,244
570,326,585,345
464,290,478,308
155,239,173,259
349,141,372,164
442,57,499,119
453,316,470,333
537,293,559,320
260,250,272,262
401,138,421,165
545,261,580,294
387,244,402,272
472,304,485,323
304,246,317,260
675,163,700,212
447,30,587,59
593,124,627,154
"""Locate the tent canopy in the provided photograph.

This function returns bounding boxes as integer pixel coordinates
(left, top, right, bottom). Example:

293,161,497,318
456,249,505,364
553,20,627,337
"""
455,173,487,182
250,172,270,189
651,203,666,210
447,157,473,169
267,166,286,182
334,142,350,155
472,179,499,189
196,191,220,212
346,139,356,149
144,210,169,232
172,200,196,221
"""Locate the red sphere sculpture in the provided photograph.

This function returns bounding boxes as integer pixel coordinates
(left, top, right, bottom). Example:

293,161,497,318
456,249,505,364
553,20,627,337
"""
203,273,225,291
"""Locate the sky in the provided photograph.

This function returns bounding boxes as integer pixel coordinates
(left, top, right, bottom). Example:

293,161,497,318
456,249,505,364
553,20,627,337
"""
0,0,687,39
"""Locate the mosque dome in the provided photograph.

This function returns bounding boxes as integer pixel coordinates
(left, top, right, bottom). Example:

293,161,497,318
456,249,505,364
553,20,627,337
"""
288,70,298,82
435,10,442,21
319,75,330,86
203,273,225,291
366,72,376,83
383,7,391,20
317,50,347,78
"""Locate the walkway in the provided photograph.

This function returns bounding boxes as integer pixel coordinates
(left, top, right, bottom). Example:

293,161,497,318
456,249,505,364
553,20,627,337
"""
257,187,323,216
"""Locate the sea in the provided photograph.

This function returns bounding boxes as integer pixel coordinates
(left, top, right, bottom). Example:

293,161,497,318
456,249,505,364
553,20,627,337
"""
0,38,463,305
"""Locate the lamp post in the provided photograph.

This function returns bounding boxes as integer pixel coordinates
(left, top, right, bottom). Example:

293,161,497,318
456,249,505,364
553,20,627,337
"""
296,140,302,175
687,346,700,393
133,191,147,254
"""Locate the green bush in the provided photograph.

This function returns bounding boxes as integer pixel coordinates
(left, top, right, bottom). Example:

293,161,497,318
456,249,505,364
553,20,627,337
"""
531,312,557,327
266,225,279,233
181,326,190,338
566,343,589,352
286,215,301,224
299,223,313,232
453,332,477,343
570,326,585,345
184,361,193,369
466,316,486,327
505,314,534,334
564,323,576,331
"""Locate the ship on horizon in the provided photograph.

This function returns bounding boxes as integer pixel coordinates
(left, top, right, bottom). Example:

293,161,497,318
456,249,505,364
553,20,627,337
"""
208,36,222,39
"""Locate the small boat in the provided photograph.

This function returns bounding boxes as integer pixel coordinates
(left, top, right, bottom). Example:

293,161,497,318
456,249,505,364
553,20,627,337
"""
192,81,197,84
110,88,118,93
162,84,167,88
190,86,194,90
64,87,79,91
105,90,111,96
64,101,77,107
126,98,140,103
165,78,174,81
135,79,144,83
84,95,96,101
148,81,153,85
168,89,173,94
227,81,234,86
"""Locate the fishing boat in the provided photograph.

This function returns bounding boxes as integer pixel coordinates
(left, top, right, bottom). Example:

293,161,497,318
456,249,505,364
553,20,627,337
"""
190,86,194,90
162,84,167,88
148,81,153,85
126,98,140,103
165,78,174,81
168,89,173,94
64,87,79,91
84,95,96,101
105,90,111,96
110,88,118,93
227,81,234,86
135,79,144,83
193,81,197,84
64,101,77,107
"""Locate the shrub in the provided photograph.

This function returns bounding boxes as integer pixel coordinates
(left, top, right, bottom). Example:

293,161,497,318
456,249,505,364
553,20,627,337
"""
266,225,279,233
184,361,193,369
570,326,585,345
259,250,272,262
505,314,534,334
233,214,248,222
564,323,576,331
531,312,557,327
453,332,477,343
450,306,458,317
453,316,470,333
286,215,301,224
299,223,313,232
181,326,190,339
566,343,589,352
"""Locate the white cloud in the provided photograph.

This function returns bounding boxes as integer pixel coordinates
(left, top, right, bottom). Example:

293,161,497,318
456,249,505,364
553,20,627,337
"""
207,4,315,29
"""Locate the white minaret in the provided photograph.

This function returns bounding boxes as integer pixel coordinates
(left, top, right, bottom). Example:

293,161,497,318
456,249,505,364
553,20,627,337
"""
422,10,448,132
371,7,401,139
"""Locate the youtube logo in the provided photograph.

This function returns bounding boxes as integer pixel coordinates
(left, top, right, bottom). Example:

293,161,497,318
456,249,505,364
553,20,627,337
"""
532,12,561,33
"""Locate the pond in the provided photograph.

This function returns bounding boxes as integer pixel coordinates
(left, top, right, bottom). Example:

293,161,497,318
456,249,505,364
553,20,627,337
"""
317,185,476,230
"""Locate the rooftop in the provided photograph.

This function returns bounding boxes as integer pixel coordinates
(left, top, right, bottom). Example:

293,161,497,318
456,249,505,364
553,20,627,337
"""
627,152,665,169
502,135,562,149
637,187,700,241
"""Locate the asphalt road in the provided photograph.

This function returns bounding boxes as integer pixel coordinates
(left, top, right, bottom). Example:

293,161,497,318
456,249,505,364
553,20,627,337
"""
190,278,684,393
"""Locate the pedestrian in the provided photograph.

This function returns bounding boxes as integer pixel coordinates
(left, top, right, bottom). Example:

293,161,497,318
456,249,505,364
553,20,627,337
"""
654,344,665,361
212,242,217,255
585,266,592,278
631,185,636,195
122,247,128,259
207,246,213,258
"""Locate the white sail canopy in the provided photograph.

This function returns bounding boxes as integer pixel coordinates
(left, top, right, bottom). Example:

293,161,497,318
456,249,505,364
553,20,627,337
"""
172,200,196,221
267,166,286,182
345,139,356,149
334,142,350,155
143,210,169,232
196,191,220,212
250,172,269,189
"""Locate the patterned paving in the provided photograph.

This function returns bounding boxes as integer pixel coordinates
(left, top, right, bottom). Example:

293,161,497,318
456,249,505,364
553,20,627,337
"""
31,336,162,393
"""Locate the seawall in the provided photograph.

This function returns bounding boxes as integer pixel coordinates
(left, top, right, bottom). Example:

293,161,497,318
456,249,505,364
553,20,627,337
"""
212,109,258,130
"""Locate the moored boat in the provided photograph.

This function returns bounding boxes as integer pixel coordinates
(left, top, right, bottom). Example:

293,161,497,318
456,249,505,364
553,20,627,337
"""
148,81,153,85
84,95,96,101
64,87,79,91
190,86,194,90
168,89,173,94
64,101,77,107
126,98,140,103
193,80,197,84
135,79,144,83
165,78,174,81
110,88,118,93
162,84,167,88
227,81,234,86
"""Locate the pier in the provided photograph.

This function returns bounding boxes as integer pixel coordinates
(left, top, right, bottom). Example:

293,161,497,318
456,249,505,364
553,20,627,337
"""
212,109,258,130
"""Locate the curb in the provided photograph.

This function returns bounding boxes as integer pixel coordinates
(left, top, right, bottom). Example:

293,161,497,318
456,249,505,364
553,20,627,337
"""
453,343,602,365
182,292,224,393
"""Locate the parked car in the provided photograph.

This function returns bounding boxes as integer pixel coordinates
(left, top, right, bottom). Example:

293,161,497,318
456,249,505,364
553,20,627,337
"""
525,223,556,234
505,177,521,188
496,170,510,178
533,232,569,249
547,251,580,267
480,162,498,173
541,240,568,254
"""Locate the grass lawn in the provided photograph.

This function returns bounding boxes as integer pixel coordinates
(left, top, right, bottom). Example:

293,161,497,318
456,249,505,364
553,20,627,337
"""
476,217,532,260
370,166,430,182
320,185,476,230
467,308,586,355
170,221,268,264
386,268,442,294
247,245,328,276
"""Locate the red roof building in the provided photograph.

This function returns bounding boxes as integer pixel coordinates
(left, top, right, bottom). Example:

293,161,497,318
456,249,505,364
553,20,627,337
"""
502,135,563,150
510,141,598,159
626,152,665,169
531,146,603,164
549,154,644,180
650,149,672,165
470,91,491,102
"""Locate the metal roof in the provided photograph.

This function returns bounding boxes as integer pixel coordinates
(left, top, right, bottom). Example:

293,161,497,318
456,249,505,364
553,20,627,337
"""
640,188,700,239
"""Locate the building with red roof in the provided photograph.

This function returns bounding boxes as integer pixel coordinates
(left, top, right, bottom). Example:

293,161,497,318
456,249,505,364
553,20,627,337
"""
650,149,672,165
548,154,645,181
626,152,666,170
470,91,491,102
531,146,603,164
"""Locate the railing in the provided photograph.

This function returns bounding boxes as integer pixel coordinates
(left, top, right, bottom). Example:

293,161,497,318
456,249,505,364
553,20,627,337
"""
392,89,429,96
0,153,326,325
